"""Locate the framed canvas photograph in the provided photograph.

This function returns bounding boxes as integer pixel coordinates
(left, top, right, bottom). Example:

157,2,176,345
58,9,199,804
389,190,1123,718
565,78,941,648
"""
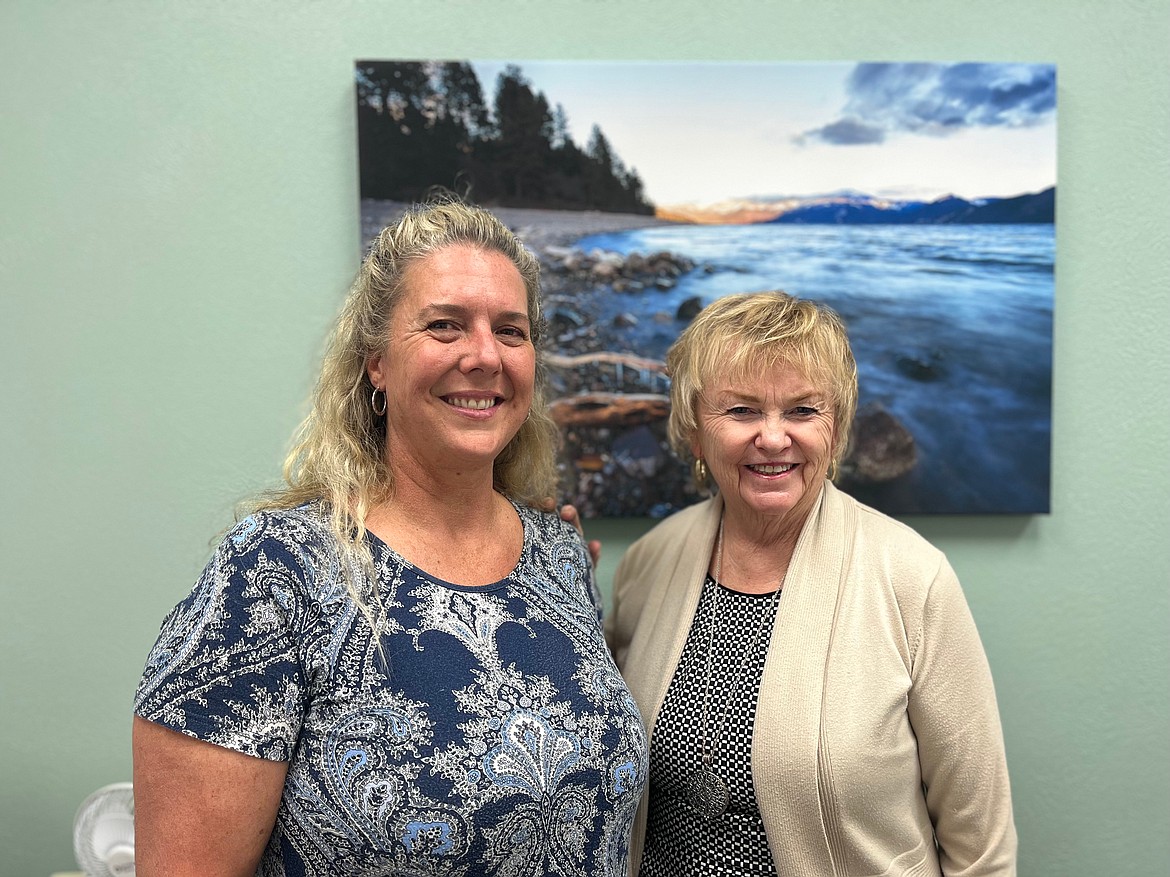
355,60,1056,517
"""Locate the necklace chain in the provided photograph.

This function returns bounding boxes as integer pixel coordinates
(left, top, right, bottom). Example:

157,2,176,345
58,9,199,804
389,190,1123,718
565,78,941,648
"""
697,516,784,768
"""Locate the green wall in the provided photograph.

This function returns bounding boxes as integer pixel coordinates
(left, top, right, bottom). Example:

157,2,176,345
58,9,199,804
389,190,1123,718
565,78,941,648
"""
2,2,1167,874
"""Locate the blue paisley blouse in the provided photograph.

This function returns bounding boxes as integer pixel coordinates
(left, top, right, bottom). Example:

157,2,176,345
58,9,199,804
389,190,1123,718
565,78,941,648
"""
135,502,647,877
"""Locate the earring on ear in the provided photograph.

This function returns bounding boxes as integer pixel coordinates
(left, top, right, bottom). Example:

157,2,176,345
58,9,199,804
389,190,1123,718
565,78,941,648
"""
371,386,387,416
692,457,709,492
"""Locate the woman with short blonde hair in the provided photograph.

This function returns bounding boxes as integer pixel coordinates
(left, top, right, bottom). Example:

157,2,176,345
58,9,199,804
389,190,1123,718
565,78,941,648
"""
609,290,1015,877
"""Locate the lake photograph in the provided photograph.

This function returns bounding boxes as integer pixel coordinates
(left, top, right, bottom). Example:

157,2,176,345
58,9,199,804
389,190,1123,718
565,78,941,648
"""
355,61,1057,517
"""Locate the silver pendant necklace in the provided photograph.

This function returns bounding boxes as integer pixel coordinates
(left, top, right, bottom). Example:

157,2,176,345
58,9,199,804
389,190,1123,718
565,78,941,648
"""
684,515,784,820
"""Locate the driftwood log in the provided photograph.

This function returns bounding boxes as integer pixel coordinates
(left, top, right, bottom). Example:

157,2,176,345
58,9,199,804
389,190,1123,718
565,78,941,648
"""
549,393,670,428
544,351,668,374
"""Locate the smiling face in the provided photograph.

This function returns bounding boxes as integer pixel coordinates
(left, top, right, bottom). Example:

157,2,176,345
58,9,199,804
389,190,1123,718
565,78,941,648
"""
366,244,535,482
692,360,836,535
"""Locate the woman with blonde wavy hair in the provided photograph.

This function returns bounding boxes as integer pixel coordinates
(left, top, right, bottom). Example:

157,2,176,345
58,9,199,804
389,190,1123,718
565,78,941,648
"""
132,200,647,876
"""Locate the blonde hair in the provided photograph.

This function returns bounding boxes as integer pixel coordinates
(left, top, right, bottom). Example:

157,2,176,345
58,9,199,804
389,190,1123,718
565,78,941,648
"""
255,200,559,603
666,291,858,475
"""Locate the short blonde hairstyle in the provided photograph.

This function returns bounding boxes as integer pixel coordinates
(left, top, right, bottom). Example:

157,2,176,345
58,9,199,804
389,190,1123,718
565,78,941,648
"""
256,200,559,601
666,291,858,473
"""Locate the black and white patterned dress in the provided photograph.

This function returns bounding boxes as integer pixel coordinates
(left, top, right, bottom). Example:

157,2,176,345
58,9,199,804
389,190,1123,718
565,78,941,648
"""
640,576,781,877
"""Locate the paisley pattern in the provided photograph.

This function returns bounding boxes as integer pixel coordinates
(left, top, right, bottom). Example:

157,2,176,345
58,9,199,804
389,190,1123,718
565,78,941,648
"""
135,503,646,876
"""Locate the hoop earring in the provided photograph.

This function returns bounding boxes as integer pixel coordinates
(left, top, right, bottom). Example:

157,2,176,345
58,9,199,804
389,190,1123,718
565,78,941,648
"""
692,457,709,492
371,386,387,416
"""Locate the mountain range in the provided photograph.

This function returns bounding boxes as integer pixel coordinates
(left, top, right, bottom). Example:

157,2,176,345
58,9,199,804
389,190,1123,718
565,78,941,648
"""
657,187,1055,226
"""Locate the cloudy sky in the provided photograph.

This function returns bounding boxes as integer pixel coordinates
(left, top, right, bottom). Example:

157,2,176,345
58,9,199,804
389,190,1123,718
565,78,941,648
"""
470,61,1057,206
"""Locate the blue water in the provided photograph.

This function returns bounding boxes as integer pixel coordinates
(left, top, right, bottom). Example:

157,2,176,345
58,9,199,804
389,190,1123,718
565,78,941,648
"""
574,223,1053,514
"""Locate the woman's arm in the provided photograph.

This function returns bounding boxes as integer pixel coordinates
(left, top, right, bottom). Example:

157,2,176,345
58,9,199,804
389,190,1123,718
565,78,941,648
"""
909,563,1017,876
132,715,289,877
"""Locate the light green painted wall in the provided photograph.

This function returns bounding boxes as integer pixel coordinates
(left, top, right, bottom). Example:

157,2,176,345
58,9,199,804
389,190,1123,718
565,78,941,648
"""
2,1,1167,874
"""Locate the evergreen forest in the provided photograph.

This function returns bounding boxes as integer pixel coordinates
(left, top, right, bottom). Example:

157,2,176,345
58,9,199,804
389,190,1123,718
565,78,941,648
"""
356,61,655,214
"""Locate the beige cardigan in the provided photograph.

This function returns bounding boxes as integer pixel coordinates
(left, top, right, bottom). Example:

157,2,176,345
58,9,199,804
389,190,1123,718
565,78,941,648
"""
607,483,1016,877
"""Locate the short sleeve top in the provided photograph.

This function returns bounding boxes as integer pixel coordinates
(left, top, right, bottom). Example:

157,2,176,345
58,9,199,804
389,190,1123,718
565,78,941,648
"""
135,502,647,877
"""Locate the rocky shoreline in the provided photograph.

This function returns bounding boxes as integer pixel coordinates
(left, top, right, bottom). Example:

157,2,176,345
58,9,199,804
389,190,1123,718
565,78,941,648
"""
532,229,918,518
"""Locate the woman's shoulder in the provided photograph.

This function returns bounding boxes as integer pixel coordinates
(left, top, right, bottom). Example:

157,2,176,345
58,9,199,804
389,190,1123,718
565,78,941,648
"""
621,498,718,570
828,485,941,557
636,497,717,542
221,502,333,553
208,502,343,589
829,486,954,601
512,507,589,570
513,502,599,606
514,502,584,548
170,503,366,642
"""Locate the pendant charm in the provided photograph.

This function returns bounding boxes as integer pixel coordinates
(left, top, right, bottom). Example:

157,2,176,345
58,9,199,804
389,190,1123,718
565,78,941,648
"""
685,765,729,820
